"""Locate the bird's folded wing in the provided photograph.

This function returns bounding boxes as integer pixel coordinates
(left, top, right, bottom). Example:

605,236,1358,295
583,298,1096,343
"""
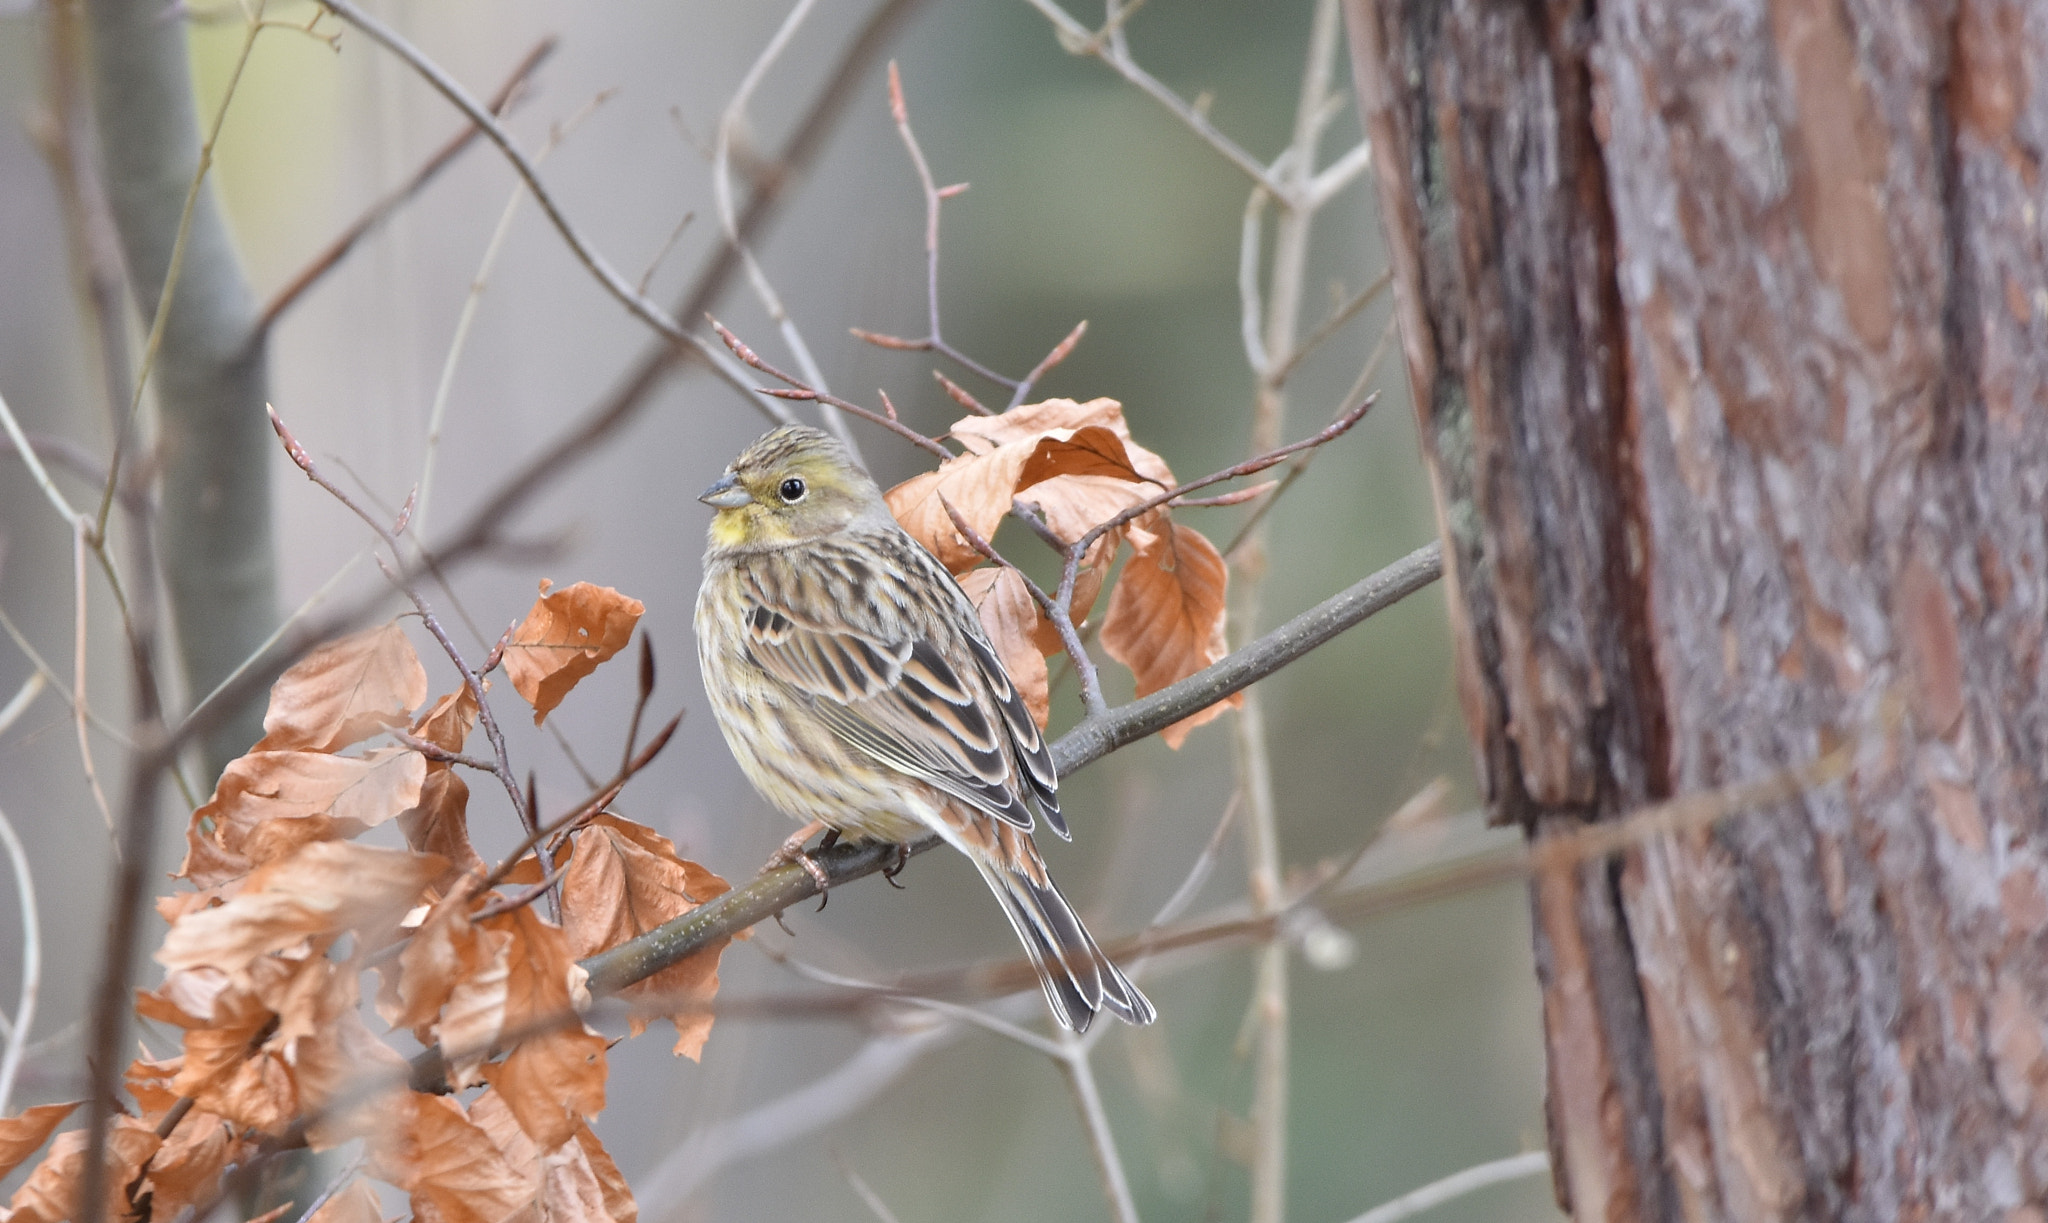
739,586,1039,831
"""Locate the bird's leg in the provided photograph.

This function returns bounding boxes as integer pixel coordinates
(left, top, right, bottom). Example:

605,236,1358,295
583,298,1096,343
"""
882,843,911,889
763,820,836,893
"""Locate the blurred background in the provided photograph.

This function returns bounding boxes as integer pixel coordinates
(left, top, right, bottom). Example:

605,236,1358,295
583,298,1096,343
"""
0,1,1559,1219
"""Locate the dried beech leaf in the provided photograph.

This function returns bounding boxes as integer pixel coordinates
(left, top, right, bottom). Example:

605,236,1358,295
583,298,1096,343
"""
951,397,1175,484
159,841,446,981
0,1102,80,1181
4,1114,160,1223
380,894,494,1039
1100,520,1236,748
254,621,428,754
502,580,645,725
1015,425,1159,490
140,1109,250,1217
475,906,606,1148
398,768,486,892
471,1093,635,1223
559,814,733,1059
371,1092,533,1223
957,568,1052,728
145,956,395,1141
304,1178,389,1223
411,686,479,756
178,748,430,887
125,1053,185,1122
884,442,1034,573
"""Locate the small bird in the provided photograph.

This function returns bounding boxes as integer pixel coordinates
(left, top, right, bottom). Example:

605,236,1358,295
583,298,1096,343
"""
694,424,1155,1031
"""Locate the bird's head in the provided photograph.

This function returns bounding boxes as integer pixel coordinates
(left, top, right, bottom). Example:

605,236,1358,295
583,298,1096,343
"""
699,425,887,550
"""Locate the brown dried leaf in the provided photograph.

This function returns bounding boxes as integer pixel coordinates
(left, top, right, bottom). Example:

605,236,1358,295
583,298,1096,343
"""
178,748,430,887
559,814,733,1059
957,568,1052,728
380,894,495,1039
399,768,486,892
149,956,394,1141
371,1092,534,1223
411,686,480,755
1015,424,1159,491
254,622,428,754
3,1115,160,1223
140,1110,251,1218
159,841,446,981
476,906,606,1148
125,1053,184,1123
305,1178,389,1223
1100,520,1236,748
951,397,1175,484
884,442,1035,573
0,1102,80,1181
471,1092,635,1223
502,581,645,725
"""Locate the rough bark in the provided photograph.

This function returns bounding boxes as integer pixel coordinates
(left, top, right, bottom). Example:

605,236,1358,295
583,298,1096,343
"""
87,0,278,769
1346,0,2048,1219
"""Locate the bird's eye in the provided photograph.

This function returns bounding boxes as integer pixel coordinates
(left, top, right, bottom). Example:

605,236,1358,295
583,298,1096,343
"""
778,476,807,503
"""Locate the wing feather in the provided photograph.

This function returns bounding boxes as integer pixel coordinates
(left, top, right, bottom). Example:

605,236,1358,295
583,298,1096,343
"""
738,544,1044,831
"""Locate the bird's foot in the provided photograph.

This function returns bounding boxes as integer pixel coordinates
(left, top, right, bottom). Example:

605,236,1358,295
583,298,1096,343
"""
881,843,911,889
763,822,838,898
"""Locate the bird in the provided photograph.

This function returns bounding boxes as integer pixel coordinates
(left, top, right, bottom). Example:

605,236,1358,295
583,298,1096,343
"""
694,424,1155,1032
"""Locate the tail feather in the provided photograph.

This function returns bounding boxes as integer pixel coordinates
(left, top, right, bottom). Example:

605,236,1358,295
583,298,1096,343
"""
976,859,1156,1032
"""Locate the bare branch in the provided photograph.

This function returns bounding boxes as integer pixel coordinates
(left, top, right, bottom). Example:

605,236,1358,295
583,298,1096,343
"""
258,36,558,331
0,802,41,1115
314,0,767,408
1338,1151,1550,1223
269,406,532,835
1021,0,1288,199
713,0,857,454
713,319,952,458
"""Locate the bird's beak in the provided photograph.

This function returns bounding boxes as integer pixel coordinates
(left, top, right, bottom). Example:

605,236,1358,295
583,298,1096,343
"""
698,473,754,509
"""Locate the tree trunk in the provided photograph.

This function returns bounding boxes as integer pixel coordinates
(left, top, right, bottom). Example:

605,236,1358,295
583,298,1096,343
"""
1344,1,2048,1219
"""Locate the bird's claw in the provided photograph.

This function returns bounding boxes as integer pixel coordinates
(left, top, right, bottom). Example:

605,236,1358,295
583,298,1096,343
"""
763,823,838,900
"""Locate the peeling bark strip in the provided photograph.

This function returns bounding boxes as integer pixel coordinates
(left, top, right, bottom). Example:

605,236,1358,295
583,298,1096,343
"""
1349,0,2048,1220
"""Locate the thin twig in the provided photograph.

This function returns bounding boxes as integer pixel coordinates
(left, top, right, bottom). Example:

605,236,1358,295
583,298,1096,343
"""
1270,269,1391,385
831,1151,908,1223
269,407,532,835
0,802,41,1115
314,0,767,408
1338,1151,1550,1223
0,674,45,740
880,62,1018,392
713,0,856,454
712,320,951,458
413,85,619,541
71,527,118,847
257,36,558,331
1229,8,1344,1218
1022,0,1287,199
938,495,1107,716
1055,1028,1141,1223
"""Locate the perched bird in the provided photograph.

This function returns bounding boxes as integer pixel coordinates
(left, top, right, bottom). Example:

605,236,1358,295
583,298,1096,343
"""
694,424,1155,1031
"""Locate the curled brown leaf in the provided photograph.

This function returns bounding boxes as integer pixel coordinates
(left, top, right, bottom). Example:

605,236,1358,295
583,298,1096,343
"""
559,814,734,1059
0,1102,81,1182
502,581,645,725
253,621,429,754
958,567,1052,728
159,841,447,982
1099,520,1237,748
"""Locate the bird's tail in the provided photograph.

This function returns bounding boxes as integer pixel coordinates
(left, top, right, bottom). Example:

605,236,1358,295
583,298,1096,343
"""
970,824,1155,1033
